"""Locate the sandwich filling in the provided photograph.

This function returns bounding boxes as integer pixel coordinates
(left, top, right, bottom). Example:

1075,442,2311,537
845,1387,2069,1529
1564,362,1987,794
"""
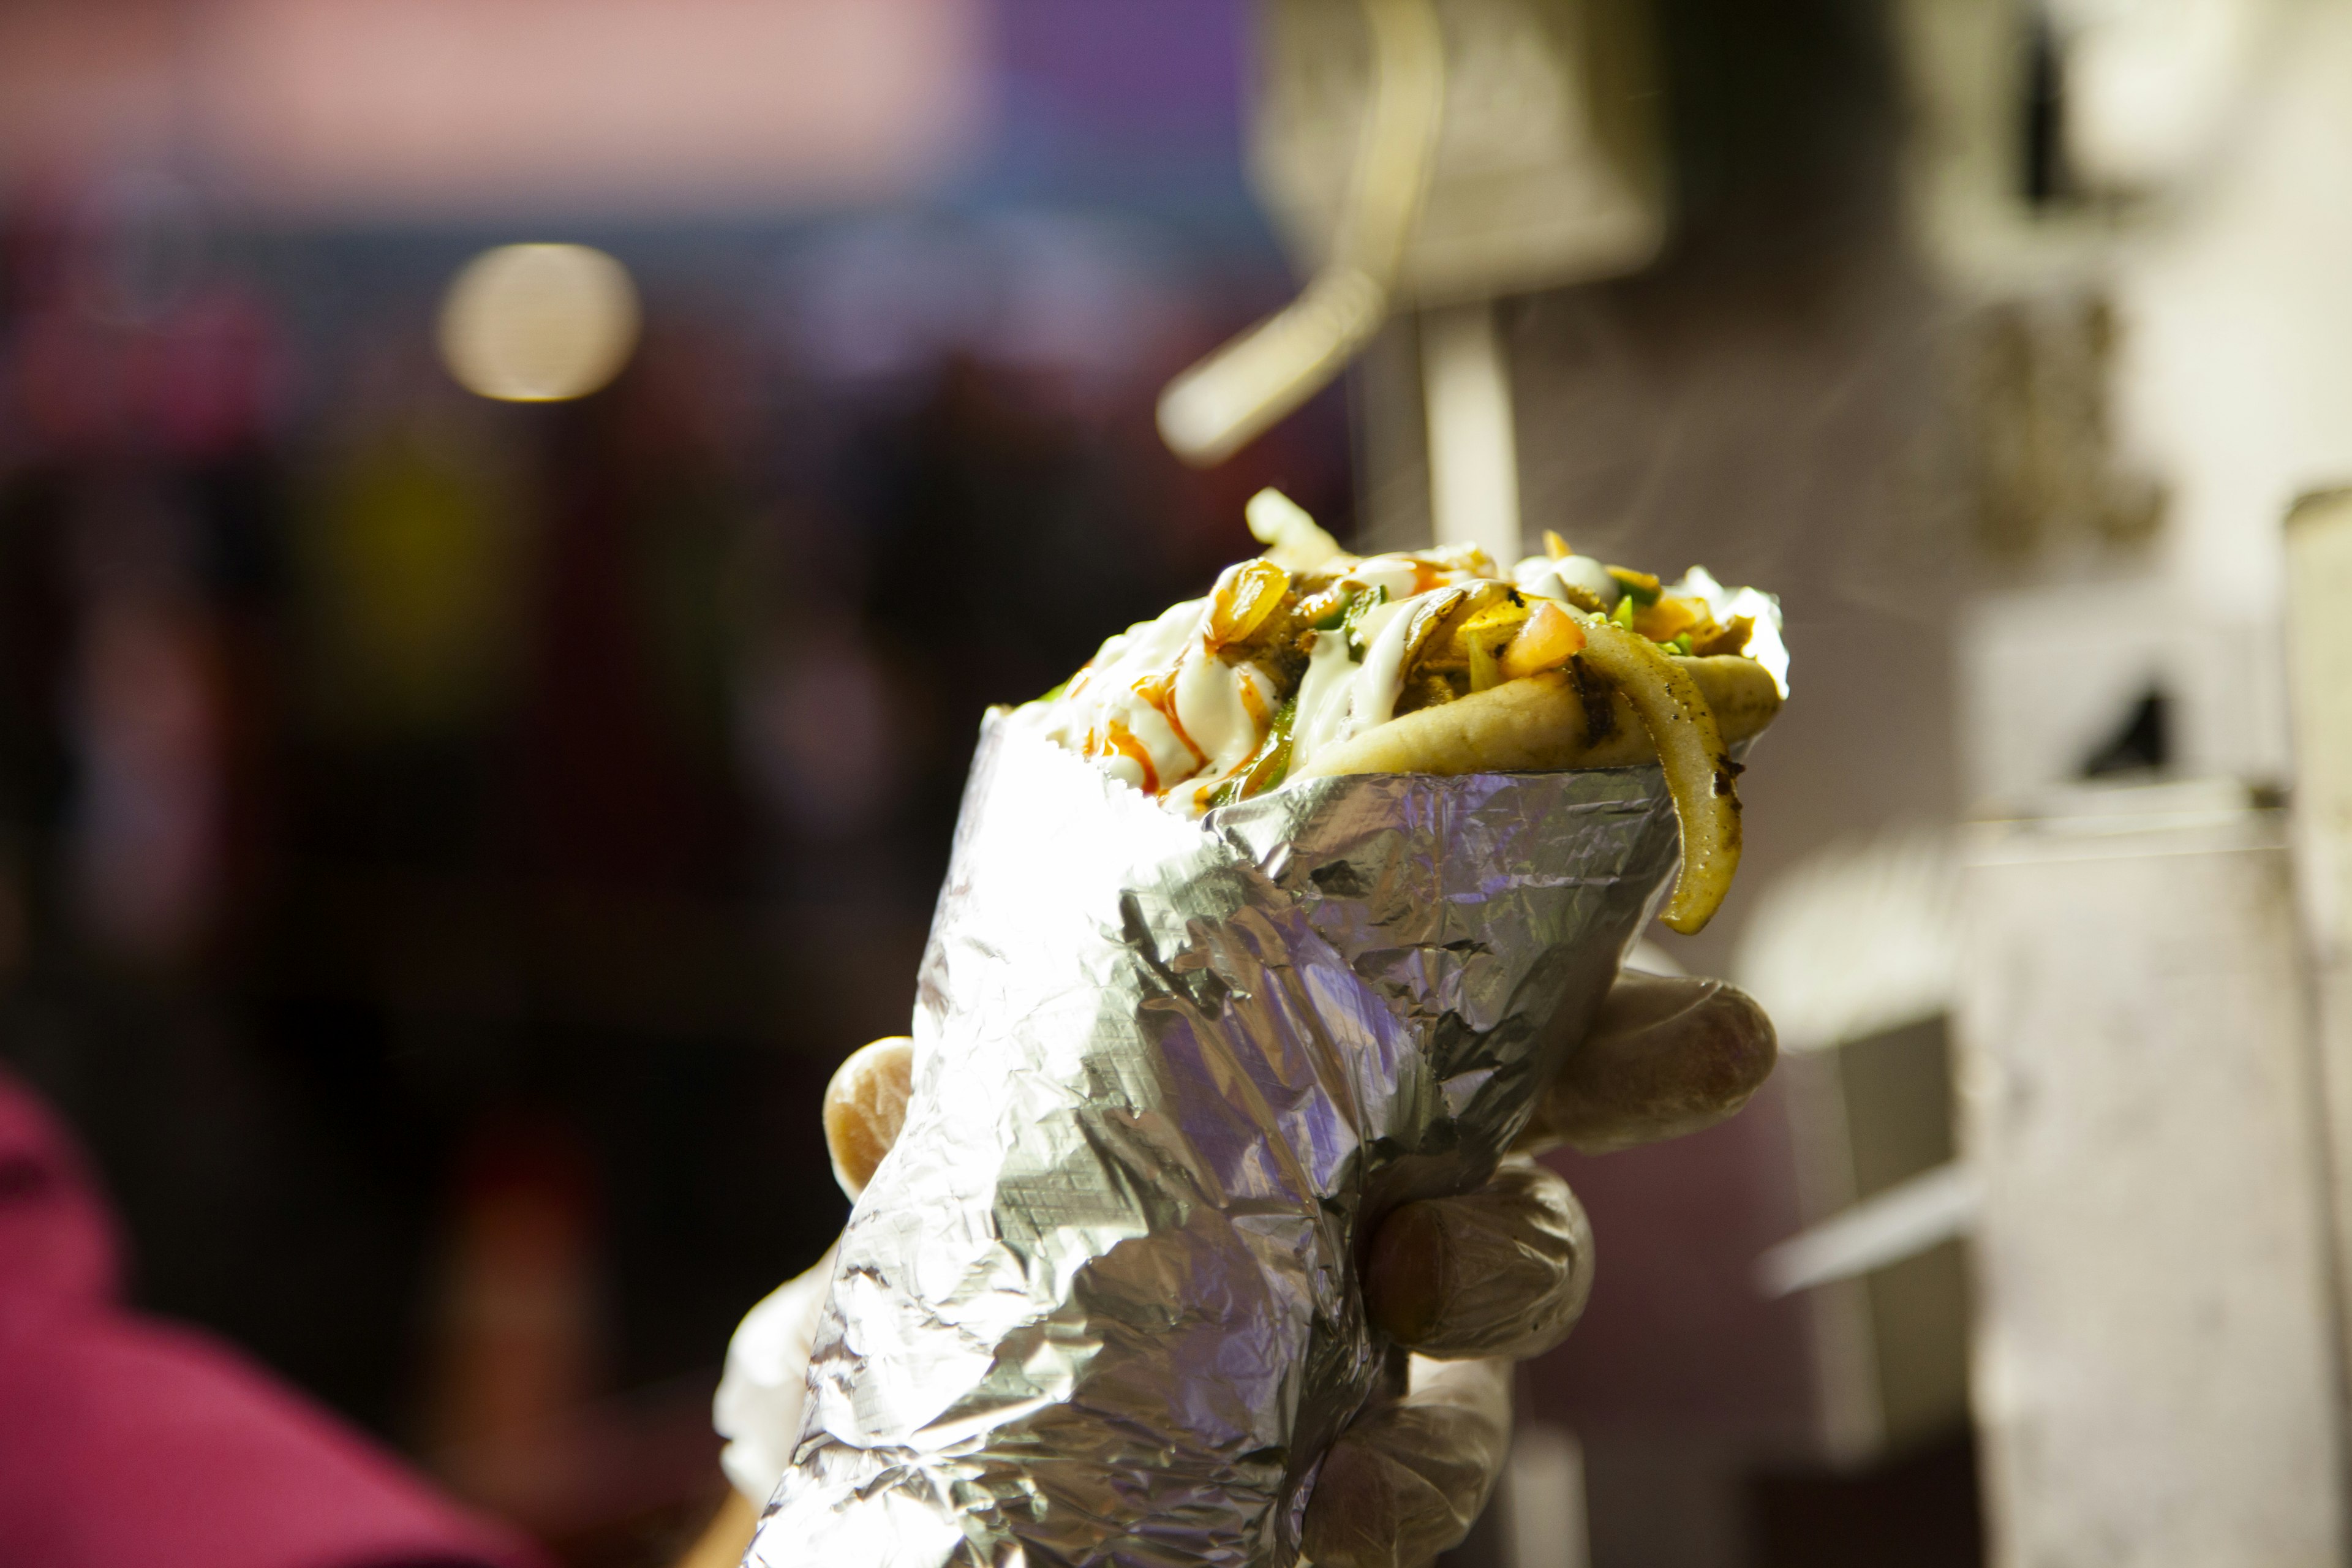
1018,495,1786,822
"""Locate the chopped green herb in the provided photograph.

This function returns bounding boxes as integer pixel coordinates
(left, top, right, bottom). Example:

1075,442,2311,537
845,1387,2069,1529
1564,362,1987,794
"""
1607,567,1663,606
1610,595,1637,629
1311,587,1357,631
1668,632,1694,655
1037,679,1071,703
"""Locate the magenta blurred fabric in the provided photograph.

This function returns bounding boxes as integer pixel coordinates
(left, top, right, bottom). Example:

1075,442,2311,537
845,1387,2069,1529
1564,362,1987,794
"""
0,1066,553,1568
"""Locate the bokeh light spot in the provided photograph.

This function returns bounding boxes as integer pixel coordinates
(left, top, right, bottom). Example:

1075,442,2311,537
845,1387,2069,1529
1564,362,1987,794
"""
437,243,639,402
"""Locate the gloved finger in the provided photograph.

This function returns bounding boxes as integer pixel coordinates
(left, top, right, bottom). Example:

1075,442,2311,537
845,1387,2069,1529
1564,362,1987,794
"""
826,974,1769,1190
1363,1157,1593,1361
714,1243,839,1506
823,1036,914,1198
1514,970,1776,1156
1302,1354,1513,1568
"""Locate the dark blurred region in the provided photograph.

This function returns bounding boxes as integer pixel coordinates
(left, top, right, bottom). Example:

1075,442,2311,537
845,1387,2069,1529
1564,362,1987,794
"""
0,1,1352,1558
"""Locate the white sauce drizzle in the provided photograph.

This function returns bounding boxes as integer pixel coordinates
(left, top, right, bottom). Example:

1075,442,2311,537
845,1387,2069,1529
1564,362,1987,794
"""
1287,630,1363,774
1514,554,1618,609
1343,597,1422,739
1351,557,1424,600
1174,646,1259,781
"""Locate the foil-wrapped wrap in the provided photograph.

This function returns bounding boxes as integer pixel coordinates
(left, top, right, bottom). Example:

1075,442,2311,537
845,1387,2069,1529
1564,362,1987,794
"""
750,715,1682,1567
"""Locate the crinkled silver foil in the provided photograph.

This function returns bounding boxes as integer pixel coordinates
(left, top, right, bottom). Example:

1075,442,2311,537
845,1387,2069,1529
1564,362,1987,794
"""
750,715,1681,1567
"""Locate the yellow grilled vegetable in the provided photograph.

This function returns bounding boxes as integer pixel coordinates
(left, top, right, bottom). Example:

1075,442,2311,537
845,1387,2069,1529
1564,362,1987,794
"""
1207,559,1289,649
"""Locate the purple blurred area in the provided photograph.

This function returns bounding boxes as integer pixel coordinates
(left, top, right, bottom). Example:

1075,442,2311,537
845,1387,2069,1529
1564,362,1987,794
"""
0,2,1352,1560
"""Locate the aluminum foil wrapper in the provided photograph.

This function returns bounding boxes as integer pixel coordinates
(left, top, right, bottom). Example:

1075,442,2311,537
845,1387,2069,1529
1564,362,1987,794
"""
751,715,1682,1567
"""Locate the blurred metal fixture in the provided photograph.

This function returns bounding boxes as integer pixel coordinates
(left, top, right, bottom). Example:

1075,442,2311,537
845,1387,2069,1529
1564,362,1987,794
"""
1250,0,1665,305
1420,300,1521,562
439,243,640,403
1156,0,1444,466
1163,0,1667,567
1756,1161,1978,1298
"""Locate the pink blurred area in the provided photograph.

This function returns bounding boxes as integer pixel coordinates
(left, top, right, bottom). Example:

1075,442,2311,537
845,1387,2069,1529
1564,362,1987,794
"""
0,0,988,217
0,1065,553,1568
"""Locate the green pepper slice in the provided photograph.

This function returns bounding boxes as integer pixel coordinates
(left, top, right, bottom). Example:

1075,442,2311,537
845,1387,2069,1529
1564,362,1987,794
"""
1209,696,1298,809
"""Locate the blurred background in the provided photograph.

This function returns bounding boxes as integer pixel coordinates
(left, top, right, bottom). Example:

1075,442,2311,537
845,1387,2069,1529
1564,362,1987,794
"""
7,1,2352,1566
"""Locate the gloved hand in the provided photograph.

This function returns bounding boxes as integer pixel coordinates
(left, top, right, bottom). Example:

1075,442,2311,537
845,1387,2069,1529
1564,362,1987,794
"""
705,970,1773,1568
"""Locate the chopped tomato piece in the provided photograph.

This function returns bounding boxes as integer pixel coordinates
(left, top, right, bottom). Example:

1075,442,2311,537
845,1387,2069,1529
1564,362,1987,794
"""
1500,600,1587,679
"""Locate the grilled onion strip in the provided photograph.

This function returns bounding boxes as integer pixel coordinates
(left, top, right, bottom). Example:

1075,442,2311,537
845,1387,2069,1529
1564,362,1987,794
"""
1571,618,1742,935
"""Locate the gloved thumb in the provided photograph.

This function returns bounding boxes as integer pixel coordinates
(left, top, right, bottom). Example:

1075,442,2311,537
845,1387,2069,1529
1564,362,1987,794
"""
1363,1158,1593,1361
824,1036,914,1197
1301,1355,1513,1568
714,1244,839,1506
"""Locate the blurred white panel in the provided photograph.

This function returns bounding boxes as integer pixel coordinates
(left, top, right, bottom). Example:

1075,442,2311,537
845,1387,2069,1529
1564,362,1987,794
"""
2053,0,2281,195
1903,1,2352,790
1958,801,2343,1568
2284,488,2352,957
2281,486,2352,1462
0,0,986,216
1957,578,2289,809
2105,4,2352,614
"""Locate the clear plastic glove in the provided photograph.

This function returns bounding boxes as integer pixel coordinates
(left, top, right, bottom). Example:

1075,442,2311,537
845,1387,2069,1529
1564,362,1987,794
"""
711,973,1772,1568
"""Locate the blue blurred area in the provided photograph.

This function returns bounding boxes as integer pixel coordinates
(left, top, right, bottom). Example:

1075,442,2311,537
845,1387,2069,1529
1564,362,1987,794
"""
986,0,1258,222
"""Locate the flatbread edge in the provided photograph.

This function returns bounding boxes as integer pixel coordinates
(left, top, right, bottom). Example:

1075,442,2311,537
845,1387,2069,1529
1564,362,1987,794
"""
1290,655,1780,781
